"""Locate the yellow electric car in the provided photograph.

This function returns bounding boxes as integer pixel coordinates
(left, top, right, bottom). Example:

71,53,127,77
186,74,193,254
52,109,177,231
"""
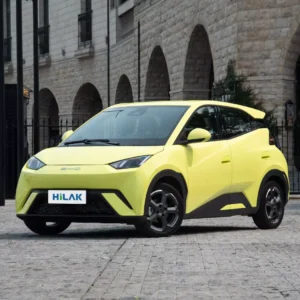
16,101,289,237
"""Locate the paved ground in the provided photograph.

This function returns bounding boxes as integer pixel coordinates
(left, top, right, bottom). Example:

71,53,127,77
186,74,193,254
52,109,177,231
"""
1,201,300,300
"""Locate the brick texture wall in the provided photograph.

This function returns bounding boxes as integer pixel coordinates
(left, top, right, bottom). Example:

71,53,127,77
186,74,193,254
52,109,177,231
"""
4,0,300,124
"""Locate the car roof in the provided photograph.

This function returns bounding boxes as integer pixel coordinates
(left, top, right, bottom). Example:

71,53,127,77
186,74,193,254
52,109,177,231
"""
108,100,266,119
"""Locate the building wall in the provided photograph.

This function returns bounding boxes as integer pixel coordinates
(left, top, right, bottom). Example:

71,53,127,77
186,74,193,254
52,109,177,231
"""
4,0,300,126
135,0,239,100
235,1,300,119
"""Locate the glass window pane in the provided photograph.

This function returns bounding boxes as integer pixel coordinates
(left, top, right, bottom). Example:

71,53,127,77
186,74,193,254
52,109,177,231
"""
63,105,189,146
181,106,219,141
219,107,252,139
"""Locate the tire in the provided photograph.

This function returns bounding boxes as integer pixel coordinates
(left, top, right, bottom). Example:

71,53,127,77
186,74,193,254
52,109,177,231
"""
252,181,285,230
24,219,71,235
135,182,184,237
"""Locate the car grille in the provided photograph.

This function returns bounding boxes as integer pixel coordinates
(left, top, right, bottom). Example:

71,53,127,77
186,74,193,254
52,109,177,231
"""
28,191,117,216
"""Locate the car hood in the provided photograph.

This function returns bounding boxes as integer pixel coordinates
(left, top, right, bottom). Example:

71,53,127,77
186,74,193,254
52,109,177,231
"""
34,146,164,166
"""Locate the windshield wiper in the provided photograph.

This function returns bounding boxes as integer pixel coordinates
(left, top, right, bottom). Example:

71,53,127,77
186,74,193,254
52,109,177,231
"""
64,139,120,146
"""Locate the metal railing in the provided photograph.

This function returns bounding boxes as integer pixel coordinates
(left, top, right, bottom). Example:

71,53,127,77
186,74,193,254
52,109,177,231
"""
4,37,11,62
275,120,300,194
25,119,85,158
38,25,50,55
78,10,92,48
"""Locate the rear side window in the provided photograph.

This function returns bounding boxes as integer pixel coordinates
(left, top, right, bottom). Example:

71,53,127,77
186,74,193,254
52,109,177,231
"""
218,107,252,139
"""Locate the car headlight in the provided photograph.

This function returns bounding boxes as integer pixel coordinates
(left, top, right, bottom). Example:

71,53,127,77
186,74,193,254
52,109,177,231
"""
109,156,151,170
26,156,46,170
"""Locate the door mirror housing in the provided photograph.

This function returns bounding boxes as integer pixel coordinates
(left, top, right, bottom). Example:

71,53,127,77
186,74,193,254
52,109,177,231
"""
186,128,211,144
61,130,74,142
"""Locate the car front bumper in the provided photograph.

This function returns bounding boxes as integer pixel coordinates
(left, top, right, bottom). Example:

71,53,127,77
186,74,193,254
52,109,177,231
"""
16,164,152,219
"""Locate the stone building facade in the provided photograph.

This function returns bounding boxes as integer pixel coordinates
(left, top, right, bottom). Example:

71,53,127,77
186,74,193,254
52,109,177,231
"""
3,0,300,149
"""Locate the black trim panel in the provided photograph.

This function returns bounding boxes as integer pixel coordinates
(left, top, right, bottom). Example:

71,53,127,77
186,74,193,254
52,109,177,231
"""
144,170,188,214
257,170,289,206
147,170,188,199
184,193,257,219
25,189,134,217
17,214,146,225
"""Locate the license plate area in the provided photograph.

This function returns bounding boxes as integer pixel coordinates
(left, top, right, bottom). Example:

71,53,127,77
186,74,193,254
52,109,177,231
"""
48,190,87,204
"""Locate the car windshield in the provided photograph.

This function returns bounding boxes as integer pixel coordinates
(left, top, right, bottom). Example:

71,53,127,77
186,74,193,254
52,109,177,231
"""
62,105,189,146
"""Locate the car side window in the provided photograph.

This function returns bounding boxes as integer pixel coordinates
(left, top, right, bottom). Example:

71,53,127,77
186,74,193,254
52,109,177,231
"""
218,107,252,139
180,106,220,141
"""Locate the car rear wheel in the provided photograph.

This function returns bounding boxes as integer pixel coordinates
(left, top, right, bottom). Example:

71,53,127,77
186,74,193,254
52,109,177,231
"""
24,219,71,235
135,183,184,237
252,181,285,229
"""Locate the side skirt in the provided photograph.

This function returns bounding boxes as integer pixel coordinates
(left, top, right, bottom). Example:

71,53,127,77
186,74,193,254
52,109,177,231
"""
184,193,258,220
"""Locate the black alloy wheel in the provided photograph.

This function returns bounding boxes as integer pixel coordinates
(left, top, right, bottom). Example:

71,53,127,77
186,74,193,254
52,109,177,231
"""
135,183,184,237
253,181,285,229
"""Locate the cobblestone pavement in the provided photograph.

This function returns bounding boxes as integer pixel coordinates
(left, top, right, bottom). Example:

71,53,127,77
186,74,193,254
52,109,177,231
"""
1,201,300,300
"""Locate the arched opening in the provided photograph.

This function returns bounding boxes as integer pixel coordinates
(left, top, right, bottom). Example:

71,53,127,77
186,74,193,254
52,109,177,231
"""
283,25,300,178
38,88,59,148
145,46,170,101
115,75,133,104
184,25,214,100
72,83,103,124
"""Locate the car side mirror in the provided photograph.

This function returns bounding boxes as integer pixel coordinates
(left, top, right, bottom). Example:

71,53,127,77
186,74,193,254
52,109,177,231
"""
61,130,74,142
186,128,211,144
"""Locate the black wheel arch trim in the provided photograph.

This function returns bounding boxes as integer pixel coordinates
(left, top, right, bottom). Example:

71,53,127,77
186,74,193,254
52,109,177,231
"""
144,170,188,215
258,169,289,207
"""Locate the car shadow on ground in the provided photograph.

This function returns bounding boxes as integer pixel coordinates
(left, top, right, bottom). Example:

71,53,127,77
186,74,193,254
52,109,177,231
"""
0,225,257,240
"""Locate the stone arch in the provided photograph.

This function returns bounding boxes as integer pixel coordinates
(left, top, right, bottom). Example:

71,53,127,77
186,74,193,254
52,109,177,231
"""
38,88,59,121
36,88,59,148
115,75,133,104
145,46,170,101
183,24,214,100
72,83,103,123
282,24,300,114
281,23,300,170
283,25,300,79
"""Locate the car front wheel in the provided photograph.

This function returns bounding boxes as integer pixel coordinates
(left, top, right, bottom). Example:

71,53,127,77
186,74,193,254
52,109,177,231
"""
24,219,71,235
135,182,184,237
252,181,285,229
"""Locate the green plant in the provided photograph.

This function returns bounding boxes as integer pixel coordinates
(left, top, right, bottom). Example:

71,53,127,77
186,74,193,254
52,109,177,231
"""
212,60,277,135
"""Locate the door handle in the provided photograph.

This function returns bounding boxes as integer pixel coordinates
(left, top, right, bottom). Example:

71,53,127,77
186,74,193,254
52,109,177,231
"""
262,152,270,159
221,155,231,164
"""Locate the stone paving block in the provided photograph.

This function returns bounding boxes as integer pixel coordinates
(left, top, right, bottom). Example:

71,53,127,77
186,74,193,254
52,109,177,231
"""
2,201,300,299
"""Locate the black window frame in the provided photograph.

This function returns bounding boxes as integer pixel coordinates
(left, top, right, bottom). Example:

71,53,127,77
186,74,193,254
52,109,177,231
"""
5,0,11,39
78,3,93,48
38,0,50,56
4,0,11,63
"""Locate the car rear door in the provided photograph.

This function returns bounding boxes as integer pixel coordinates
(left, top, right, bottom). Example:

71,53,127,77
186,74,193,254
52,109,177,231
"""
216,106,266,209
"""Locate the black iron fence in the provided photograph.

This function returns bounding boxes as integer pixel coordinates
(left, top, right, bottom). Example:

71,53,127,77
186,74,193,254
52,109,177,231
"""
25,119,85,158
78,10,92,48
275,120,300,194
24,118,300,194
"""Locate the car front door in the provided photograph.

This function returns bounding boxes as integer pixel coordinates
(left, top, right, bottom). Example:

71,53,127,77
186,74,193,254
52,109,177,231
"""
180,106,232,217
